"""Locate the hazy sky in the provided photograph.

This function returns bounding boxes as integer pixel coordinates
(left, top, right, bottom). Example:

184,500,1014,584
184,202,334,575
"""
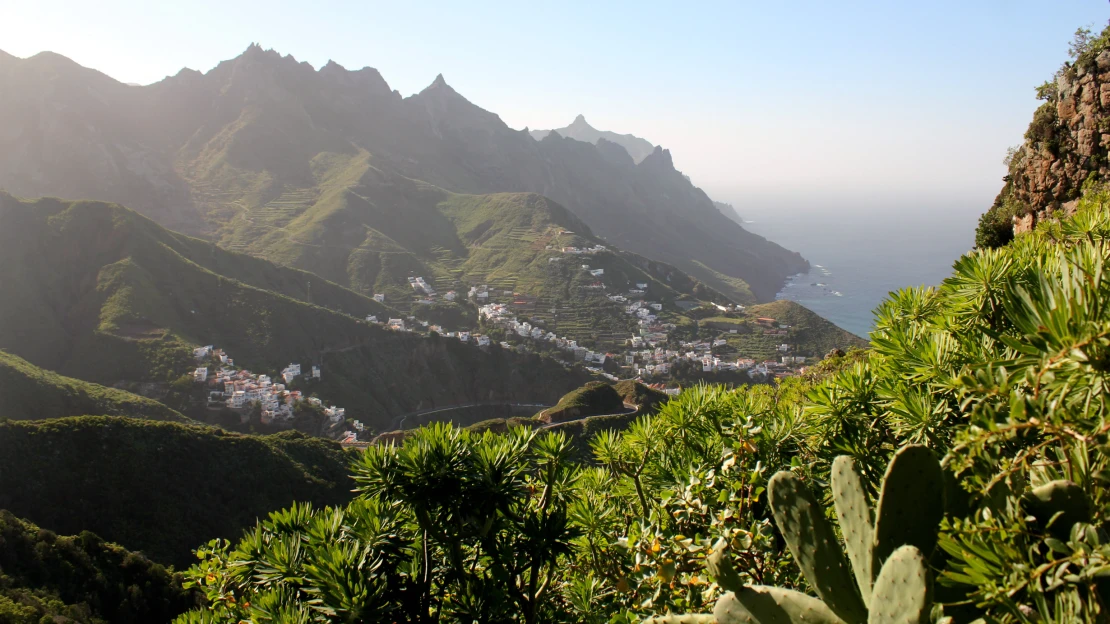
3,1,1108,214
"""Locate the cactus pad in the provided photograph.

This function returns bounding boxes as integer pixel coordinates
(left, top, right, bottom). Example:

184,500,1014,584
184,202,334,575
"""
707,540,744,594
831,455,874,605
715,586,848,624
769,471,868,624
1023,479,1091,540
871,445,943,580
641,615,717,624
867,546,931,624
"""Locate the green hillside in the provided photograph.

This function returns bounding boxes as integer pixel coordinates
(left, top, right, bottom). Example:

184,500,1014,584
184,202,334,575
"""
696,299,867,362
212,162,735,347
0,510,199,623
745,300,868,354
538,380,625,422
0,417,355,567
0,193,589,430
0,349,188,422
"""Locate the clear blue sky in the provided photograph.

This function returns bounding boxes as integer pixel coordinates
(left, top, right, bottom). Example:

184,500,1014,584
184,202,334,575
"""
4,1,1108,215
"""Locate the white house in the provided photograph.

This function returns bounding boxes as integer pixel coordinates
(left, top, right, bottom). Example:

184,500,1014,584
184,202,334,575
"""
445,290,457,301
636,283,648,289
193,367,209,383
373,293,385,303
312,365,321,379
387,318,406,331
476,335,491,347
193,345,213,361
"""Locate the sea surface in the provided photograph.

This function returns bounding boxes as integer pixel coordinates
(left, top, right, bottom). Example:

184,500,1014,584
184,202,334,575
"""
744,207,979,339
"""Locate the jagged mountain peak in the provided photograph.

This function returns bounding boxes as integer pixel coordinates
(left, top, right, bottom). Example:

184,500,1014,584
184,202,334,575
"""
639,145,674,171
570,113,590,126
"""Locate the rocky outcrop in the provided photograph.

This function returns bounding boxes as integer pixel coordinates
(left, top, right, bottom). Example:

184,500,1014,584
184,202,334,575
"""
1005,47,1110,234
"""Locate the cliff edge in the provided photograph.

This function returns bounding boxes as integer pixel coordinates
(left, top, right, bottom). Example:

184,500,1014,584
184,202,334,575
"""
979,25,1110,247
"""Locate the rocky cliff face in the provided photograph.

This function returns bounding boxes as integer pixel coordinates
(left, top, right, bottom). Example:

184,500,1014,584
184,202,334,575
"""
986,30,1110,243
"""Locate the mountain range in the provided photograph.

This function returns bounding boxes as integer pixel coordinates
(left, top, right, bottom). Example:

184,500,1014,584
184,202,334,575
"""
0,45,807,303
529,114,657,163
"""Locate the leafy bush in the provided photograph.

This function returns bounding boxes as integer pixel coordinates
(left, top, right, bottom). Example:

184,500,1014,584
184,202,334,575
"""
0,510,199,623
175,188,1110,622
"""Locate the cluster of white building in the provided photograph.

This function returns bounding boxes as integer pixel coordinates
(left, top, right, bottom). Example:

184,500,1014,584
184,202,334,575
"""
192,347,346,429
625,342,775,379
478,303,610,364
408,276,435,296
559,244,608,255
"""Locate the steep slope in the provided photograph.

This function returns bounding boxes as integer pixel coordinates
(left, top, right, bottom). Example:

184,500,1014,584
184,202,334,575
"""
0,510,198,622
217,160,735,343
0,46,807,302
0,417,354,567
0,193,588,428
714,200,744,225
530,114,656,163
978,26,1110,246
0,349,188,422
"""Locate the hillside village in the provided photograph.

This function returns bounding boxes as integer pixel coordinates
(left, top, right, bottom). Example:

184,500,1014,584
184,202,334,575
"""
190,345,367,442
367,267,824,386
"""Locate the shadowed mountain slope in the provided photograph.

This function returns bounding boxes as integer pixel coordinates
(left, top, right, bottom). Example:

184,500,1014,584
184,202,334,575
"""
0,349,188,422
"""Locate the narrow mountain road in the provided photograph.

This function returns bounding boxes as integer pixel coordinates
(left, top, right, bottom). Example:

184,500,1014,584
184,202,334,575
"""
389,402,554,431
538,402,638,429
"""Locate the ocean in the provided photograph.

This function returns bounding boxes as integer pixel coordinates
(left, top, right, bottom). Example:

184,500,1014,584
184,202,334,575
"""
744,206,979,339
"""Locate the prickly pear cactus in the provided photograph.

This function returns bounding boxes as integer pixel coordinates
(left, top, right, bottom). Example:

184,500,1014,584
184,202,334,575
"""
831,455,874,606
641,615,717,624
870,446,944,582
1022,479,1091,540
641,445,942,624
867,546,931,624
707,540,744,594
715,586,846,624
768,472,868,624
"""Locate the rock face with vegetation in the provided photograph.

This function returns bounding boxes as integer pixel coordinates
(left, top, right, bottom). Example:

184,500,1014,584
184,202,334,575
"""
0,46,807,302
979,25,1110,247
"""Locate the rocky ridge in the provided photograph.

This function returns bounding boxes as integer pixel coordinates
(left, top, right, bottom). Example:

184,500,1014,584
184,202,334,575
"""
988,28,1110,241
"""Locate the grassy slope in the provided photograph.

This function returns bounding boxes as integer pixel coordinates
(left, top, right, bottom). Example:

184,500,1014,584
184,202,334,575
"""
466,381,669,461
540,381,625,422
0,510,199,623
0,193,588,429
746,300,868,356
215,161,733,346
0,349,188,422
0,417,355,567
